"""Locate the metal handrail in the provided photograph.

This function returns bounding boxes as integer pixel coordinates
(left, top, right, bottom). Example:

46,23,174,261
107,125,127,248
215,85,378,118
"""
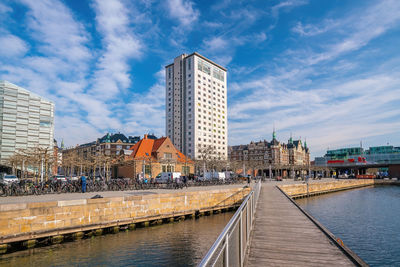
199,181,262,267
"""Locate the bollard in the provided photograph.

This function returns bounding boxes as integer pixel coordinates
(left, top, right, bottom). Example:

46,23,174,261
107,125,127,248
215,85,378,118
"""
94,229,103,236
23,239,37,249
51,235,64,244
85,231,94,238
73,232,84,240
0,244,8,254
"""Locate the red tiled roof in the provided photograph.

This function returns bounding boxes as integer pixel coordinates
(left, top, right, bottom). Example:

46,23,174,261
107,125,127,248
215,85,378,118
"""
129,136,192,163
129,138,154,159
152,137,167,153
176,150,193,164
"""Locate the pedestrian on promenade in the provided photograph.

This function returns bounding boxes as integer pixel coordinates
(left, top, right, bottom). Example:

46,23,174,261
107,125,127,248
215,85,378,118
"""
182,175,187,188
81,174,87,193
247,175,251,184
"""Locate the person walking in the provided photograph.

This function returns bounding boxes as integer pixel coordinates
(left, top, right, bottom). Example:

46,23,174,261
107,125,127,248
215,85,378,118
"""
182,175,187,188
81,174,87,193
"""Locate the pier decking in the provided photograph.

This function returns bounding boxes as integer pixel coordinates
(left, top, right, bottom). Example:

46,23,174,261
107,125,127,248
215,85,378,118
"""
246,184,355,266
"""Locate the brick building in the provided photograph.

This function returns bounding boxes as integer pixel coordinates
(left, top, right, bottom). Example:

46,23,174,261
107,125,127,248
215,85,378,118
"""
62,133,145,160
115,135,194,179
61,133,146,177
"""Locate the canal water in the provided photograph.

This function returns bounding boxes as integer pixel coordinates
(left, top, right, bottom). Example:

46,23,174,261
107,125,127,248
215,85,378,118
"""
0,212,234,267
297,185,400,266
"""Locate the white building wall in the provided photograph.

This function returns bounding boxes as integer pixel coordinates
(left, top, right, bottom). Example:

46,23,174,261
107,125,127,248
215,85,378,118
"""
166,53,227,160
0,81,54,165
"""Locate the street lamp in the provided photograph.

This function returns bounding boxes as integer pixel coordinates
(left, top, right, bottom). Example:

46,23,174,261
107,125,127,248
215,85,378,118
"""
269,160,272,182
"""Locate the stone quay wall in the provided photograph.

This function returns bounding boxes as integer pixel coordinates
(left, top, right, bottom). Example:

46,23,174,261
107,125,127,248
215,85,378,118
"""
278,179,375,198
0,187,250,245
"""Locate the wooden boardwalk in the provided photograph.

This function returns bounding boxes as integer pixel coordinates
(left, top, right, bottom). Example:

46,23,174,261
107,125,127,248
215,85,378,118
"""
246,184,355,266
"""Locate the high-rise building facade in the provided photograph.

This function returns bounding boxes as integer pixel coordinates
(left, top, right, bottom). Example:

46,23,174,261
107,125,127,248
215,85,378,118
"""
165,53,228,160
0,81,54,166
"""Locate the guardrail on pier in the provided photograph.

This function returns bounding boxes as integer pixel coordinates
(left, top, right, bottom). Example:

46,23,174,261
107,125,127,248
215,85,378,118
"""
199,181,262,267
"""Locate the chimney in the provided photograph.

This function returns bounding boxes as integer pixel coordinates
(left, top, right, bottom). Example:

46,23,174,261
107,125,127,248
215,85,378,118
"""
144,134,148,139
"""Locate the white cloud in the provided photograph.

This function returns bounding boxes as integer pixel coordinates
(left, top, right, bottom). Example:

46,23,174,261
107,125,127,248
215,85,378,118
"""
0,0,92,146
0,2,12,14
166,0,199,27
123,68,166,136
225,0,400,158
203,21,224,28
271,0,308,18
91,0,142,99
0,34,29,57
202,36,229,52
228,69,400,157
55,116,103,148
295,0,400,65
292,20,337,36
20,0,90,65
200,32,266,67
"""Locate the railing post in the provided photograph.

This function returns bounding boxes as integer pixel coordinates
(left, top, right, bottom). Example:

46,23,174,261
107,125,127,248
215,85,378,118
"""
251,194,253,224
199,182,262,267
240,210,243,267
225,234,229,266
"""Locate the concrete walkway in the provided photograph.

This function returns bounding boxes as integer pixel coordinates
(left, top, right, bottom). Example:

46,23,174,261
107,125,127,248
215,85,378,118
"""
0,178,338,205
246,183,355,266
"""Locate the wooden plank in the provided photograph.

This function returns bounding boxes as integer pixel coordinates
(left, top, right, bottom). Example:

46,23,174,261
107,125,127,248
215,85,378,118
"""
246,184,355,266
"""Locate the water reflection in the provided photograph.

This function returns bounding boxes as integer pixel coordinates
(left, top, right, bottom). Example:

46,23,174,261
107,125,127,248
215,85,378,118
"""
0,212,234,267
297,186,400,266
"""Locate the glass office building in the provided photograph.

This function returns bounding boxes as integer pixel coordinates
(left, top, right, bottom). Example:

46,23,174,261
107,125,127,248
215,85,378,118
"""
0,81,54,166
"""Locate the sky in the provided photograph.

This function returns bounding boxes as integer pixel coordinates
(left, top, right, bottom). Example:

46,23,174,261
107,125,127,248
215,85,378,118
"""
0,0,400,158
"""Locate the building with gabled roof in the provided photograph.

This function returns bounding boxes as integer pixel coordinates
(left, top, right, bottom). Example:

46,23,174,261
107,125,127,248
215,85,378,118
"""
115,135,194,179
62,132,141,161
228,130,310,178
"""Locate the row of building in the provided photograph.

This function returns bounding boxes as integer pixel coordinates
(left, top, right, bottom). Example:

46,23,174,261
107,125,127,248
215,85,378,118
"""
1,52,311,179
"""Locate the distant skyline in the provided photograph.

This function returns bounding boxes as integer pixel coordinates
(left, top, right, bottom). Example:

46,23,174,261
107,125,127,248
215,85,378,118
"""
0,0,399,158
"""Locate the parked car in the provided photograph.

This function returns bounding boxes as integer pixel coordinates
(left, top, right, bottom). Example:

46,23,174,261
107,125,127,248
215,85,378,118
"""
69,176,79,181
156,172,181,183
0,174,18,185
51,175,67,182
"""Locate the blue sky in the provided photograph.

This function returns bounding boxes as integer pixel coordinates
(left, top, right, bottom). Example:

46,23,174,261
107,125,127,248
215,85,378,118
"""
0,0,400,158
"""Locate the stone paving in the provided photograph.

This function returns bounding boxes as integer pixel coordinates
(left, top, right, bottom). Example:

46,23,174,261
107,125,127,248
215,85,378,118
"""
0,183,247,204
0,178,337,205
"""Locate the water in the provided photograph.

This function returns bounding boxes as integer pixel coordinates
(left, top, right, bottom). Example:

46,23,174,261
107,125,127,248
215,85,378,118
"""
297,186,400,266
0,212,234,266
